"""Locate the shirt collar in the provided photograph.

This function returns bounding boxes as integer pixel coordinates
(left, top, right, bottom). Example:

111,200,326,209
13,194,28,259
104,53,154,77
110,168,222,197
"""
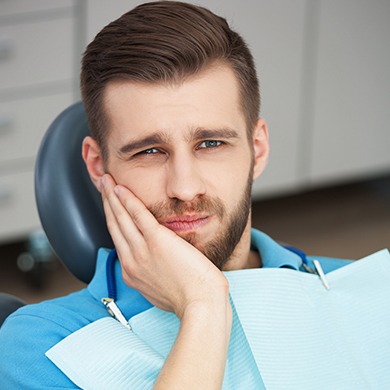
250,229,302,270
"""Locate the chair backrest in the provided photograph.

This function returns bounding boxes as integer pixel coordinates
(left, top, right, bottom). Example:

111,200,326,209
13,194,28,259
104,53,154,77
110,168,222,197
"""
35,101,113,283
0,293,25,326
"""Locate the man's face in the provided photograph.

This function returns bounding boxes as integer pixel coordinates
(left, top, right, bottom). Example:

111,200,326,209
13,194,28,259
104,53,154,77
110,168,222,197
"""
101,64,266,270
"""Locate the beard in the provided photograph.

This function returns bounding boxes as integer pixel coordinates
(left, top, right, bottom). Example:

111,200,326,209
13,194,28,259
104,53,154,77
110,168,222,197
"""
148,166,253,270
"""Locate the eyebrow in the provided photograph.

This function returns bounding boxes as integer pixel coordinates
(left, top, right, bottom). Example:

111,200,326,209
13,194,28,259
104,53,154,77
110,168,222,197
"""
118,132,171,156
188,127,239,142
118,127,240,157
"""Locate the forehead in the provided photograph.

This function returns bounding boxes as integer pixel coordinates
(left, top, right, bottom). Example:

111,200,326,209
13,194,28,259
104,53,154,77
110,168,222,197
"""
103,63,246,143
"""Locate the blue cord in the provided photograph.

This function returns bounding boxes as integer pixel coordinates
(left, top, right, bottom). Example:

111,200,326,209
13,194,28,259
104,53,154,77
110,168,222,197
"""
106,248,118,300
283,245,308,265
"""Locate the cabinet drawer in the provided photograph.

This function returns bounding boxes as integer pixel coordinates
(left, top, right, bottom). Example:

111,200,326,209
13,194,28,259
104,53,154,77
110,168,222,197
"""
0,16,74,91
0,1,74,17
0,170,40,242
0,92,75,163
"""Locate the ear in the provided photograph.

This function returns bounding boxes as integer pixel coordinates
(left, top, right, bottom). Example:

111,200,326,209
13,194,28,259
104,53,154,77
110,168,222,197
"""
252,118,270,180
82,136,105,192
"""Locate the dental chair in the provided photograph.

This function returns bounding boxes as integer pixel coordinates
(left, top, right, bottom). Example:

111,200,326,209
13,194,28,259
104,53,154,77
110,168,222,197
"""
1,102,110,326
0,102,100,326
34,101,113,284
0,293,26,326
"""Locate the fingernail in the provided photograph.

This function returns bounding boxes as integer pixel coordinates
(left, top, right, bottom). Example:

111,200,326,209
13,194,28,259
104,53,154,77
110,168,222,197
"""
114,186,121,196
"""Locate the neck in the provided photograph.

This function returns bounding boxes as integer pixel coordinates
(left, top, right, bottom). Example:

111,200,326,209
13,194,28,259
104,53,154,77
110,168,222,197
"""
222,219,261,271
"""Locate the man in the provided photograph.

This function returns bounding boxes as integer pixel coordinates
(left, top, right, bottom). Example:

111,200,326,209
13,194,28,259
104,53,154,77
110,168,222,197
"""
0,2,350,388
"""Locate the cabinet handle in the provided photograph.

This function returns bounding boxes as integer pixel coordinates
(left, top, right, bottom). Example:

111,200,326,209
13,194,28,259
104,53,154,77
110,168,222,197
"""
0,186,12,203
0,40,13,60
0,115,12,132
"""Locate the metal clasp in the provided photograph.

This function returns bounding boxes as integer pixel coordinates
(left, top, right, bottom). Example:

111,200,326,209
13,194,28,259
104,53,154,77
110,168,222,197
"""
102,297,132,331
312,259,330,290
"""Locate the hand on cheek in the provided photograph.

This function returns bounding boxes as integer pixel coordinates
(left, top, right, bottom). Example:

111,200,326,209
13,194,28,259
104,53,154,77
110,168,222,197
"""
100,174,229,319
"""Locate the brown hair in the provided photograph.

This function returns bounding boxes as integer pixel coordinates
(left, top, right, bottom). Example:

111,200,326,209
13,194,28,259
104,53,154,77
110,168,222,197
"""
80,1,260,159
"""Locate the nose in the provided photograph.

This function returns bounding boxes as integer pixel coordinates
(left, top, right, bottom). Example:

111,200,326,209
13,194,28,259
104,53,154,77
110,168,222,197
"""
166,154,206,202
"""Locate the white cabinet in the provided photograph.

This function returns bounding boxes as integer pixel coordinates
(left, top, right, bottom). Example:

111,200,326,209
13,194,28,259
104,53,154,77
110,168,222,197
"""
0,1,77,243
308,0,390,185
0,16,74,91
0,0,74,17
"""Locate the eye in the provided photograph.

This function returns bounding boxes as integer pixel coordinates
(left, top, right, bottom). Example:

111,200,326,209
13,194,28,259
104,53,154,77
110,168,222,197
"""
198,140,223,149
135,148,160,156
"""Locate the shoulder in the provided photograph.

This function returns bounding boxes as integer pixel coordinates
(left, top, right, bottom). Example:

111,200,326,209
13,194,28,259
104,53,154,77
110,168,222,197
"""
0,288,107,389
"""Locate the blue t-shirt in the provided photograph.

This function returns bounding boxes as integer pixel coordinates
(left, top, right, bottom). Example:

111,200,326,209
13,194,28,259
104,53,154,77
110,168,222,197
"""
0,229,351,389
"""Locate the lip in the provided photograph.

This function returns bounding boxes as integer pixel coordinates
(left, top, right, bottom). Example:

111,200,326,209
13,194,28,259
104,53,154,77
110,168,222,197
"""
161,215,210,232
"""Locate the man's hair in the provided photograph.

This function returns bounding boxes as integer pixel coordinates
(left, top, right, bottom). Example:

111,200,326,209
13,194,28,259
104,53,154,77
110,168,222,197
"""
80,1,260,159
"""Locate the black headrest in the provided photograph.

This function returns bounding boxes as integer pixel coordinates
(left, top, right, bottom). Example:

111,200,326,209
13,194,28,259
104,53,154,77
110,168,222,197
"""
0,293,25,326
35,102,113,283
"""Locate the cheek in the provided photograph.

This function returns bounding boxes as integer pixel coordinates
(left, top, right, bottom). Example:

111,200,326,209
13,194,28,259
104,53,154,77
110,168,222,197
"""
203,158,251,203
112,166,165,206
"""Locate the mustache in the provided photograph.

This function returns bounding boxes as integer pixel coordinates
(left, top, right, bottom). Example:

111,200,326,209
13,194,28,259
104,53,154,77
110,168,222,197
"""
148,196,225,220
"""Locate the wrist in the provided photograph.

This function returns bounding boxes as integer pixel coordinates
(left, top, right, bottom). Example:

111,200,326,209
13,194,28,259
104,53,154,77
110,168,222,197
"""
180,289,232,329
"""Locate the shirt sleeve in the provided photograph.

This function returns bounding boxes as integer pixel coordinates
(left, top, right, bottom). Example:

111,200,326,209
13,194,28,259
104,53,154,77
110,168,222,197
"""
0,306,81,389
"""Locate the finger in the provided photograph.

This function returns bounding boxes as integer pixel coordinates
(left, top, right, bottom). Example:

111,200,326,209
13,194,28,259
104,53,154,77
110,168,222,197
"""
101,188,128,250
101,178,152,283
101,175,144,248
113,184,170,240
